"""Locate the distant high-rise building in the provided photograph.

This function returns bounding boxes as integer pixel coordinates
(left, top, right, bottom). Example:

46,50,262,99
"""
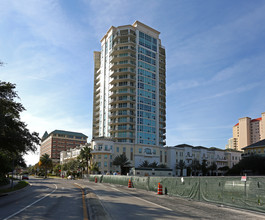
92,21,166,147
227,112,265,151
40,130,88,162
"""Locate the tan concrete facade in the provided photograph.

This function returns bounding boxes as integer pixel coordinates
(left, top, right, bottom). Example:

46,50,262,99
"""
60,137,167,174
230,112,265,151
60,140,241,176
89,137,166,174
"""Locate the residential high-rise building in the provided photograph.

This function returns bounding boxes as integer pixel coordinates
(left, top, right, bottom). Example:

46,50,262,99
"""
227,112,265,151
92,21,166,147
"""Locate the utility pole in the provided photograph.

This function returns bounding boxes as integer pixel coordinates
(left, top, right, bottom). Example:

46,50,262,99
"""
11,156,14,189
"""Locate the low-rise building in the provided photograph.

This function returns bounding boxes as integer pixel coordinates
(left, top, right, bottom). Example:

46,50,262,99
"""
60,138,242,176
166,145,242,176
242,139,265,157
40,130,88,163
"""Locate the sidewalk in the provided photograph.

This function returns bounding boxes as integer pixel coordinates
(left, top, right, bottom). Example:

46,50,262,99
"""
0,180,19,191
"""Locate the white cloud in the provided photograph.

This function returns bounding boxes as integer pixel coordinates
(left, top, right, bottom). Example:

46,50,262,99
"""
167,54,265,93
167,3,265,69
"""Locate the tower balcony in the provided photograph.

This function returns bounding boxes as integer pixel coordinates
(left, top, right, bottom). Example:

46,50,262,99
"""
110,69,136,78
94,87,100,95
93,123,99,130
94,117,100,124
94,110,99,118
110,61,136,70
110,91,135,98
110,45,136,56
110,77,135,85
110,54,136,63
110,84,135,92
94,106,100,113
110,98,135,105
110,120,135,125
109,105,135,112
109,113,135,119
113,30,136,41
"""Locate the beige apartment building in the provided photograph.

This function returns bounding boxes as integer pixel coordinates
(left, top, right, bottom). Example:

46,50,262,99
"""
227,112,265,151
60,139,241,176
60,137,167,174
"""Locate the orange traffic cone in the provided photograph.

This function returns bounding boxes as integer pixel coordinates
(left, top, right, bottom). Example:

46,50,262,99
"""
157,183,163,195
95,177,97,183
128,179,132,188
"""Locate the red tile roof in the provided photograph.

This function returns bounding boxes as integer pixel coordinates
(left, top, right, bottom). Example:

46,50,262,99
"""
251,117,262,123
234,117,262,127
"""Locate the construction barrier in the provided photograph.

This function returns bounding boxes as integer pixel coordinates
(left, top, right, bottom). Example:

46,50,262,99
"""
88,175,265,213
128,179,132,188
157,183,163,195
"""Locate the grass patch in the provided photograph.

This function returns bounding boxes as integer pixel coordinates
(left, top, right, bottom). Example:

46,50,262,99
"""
0,181,29,194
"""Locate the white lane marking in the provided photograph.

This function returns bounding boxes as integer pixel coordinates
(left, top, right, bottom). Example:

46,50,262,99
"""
111,187,173,211
4,184,58,220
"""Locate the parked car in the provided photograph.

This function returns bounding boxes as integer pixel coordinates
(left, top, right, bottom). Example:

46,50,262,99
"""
67,175,74,180
22,174,29,180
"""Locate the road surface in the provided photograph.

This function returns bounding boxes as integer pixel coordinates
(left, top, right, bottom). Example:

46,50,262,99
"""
1,177,265,220
0,177,85,220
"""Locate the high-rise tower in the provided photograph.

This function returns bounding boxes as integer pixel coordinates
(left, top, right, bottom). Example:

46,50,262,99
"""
92,21,166,147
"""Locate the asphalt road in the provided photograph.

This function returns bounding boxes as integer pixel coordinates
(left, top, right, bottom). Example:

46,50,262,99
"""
0,177,85,220
79,179,265,220
1,177,265,220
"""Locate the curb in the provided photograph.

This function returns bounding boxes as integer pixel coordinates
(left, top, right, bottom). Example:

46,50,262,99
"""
84,187,110,220
0,182,31,197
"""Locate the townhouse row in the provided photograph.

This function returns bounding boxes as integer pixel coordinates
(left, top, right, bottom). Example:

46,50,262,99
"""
60,137,242,176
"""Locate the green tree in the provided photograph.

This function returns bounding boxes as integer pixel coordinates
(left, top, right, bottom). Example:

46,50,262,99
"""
176,160,186,176
201,159,208,176
40,153,53,178
113,154,131,175
53,164,61,176
208,162,217,176
227,155,265,175
0,81,40,182
78,145,92,174
191,159,201,176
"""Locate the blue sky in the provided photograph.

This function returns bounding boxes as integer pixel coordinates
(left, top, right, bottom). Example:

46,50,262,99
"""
1,0,265,166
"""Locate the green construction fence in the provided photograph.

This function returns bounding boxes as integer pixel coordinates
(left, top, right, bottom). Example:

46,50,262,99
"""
88,175,265,213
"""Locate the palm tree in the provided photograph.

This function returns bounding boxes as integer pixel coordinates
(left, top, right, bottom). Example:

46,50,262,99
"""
150,161,158,168
139,160,150,168
40,153,52,178
78,145,92,175
157,163,167,168
113,154,131,175
89,162,99,174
